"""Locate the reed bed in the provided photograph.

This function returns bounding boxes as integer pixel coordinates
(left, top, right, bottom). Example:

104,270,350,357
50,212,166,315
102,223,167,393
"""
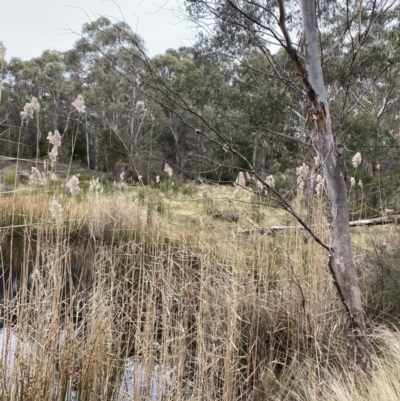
0,187,399,400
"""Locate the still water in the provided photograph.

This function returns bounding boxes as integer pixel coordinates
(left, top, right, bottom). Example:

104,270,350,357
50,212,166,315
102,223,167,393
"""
0,328,169,400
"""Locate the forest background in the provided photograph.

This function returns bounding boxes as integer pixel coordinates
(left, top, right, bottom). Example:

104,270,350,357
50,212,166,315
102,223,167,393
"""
1,3,400,203
2,0,400,399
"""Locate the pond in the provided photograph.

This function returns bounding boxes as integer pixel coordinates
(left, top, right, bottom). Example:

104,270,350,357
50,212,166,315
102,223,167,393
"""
0,328,170,400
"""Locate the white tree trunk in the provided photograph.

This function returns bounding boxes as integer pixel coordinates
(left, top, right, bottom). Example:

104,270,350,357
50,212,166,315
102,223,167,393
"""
300,0,371,370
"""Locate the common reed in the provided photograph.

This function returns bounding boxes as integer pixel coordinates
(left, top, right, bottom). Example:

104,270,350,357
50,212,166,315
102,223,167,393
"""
0,165,400,400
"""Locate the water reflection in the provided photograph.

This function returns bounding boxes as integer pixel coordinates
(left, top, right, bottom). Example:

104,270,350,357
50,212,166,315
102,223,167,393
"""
118,359,171,400
0,328,35,376
0,329,169,400
0,238,172,399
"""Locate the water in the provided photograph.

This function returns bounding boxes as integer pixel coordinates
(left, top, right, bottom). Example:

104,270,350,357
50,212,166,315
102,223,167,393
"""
118,359,170,400
0,329,170,400
0,328,34,376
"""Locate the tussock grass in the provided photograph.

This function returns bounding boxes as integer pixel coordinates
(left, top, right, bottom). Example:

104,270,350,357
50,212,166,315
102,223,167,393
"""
0,182,399,400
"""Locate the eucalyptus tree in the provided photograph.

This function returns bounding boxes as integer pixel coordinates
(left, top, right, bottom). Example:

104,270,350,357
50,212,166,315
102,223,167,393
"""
223,46,306,173
151,46,242,177
314,1,400,214
0,49,87,162
319,0,400,166
151,48,203,173
69,17,162,177
34,51,68,133
149,40,303,182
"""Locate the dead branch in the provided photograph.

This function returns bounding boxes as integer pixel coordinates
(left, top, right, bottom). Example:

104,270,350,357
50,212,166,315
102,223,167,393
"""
238,215,400,234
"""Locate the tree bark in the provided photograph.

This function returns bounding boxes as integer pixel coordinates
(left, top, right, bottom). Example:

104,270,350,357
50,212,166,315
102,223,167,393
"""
298,0,371,371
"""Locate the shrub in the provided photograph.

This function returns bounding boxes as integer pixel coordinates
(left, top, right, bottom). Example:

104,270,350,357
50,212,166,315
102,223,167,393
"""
361,232,400,325
97,127,127,172
2,167,21,189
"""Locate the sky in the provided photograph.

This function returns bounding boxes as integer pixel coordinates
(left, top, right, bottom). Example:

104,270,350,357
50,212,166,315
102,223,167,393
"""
0,0,196,61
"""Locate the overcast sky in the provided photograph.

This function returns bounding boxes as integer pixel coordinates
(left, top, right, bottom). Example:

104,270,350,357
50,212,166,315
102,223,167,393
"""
0,0,196,61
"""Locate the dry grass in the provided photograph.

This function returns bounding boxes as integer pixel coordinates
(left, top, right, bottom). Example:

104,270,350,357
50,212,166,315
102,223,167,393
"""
0,183,399,400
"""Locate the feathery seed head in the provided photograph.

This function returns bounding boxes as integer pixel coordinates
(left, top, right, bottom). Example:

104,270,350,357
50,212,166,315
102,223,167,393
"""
50,200,63,222
235,171,246,186
47,130,61,146
30,97,40,113
352,152,362,168
29,167,44,185
350,177,356,186
234,171,246,194
296,163,309,180
315,174,324,197
296,163,309,192
66,175,80,196
164,163,173,177
49,145,58,166
72,94,86,113
21,103,34,120
89,177,102,193
265,175,275,189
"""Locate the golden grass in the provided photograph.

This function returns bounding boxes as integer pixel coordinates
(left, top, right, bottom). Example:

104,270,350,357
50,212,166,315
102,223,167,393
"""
0,184,399,400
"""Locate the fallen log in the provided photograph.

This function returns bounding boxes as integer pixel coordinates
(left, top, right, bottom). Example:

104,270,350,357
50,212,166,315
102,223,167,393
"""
238,226,296,235
348,214,400,227
238,214,400,235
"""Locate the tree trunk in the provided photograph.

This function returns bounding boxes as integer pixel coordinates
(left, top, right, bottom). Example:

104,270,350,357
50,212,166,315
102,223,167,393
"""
307,153,317,221
252,132,258,172
86,131,90,168
299,0,371,371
